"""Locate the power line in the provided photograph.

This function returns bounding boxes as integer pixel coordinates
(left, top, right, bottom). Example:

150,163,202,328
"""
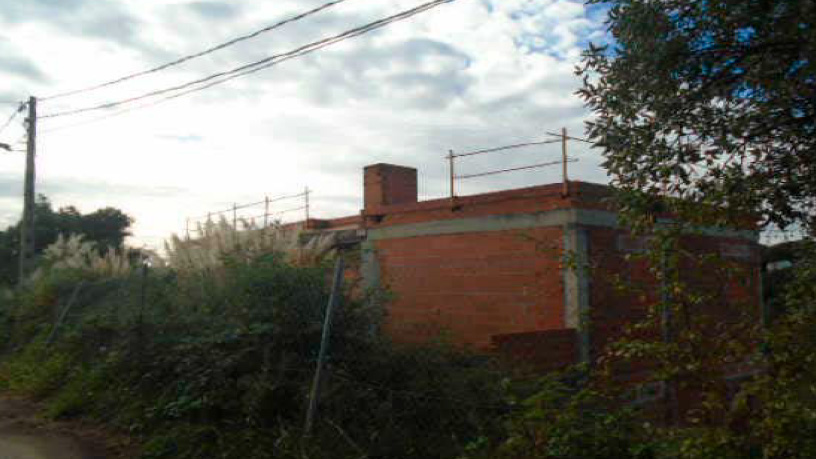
39,106,137,134
41,78,231,134
41,0,351,101
0,102,25,138
40,0,456,120
41,0,453,119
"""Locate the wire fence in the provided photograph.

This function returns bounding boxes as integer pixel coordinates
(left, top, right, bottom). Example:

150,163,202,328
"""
0,103,24,139
446,127,588,203
185,188,311,238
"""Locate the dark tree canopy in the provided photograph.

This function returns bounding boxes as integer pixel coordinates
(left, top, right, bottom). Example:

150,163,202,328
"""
0,195,133,285
578,0,816,231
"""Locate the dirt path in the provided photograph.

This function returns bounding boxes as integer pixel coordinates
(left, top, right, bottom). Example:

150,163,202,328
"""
0,397,126,459
0,433,95,459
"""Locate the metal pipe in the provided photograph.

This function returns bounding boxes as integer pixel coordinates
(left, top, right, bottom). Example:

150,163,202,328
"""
546,131,592,144
448,150,455,208
264,196,269,228
305,255,345,434
452,139,561,158
562,127,569,197
455,158,577,180
305,187,311,224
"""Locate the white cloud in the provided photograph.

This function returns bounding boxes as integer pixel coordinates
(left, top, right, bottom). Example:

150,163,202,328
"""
0,0,609,250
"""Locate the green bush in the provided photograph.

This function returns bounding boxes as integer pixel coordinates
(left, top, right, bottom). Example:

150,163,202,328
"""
1,342,74,396
0,250,506,459
13,233,814,459
462,369,653,459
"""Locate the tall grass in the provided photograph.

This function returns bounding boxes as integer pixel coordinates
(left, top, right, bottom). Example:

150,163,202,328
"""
33,233,136,279
165,218,337,273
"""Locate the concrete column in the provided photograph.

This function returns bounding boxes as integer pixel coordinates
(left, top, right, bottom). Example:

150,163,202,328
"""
563,223,591,364
360,240,381,292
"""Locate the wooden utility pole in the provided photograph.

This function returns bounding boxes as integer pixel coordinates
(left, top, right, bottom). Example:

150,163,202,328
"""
18,96,36,285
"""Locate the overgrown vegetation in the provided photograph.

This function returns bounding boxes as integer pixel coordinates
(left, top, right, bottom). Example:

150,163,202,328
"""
0,221,508,459
2,1,815,457
458,237,816,458
0,195,134,285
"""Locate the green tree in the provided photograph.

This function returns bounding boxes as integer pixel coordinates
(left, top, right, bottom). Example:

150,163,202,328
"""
578,0,815,231
569,1,816,457
0,195,133,285
465,2,815,457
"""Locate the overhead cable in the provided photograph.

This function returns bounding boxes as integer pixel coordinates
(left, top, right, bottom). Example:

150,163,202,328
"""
41,0,351,101
0,102,25,138
40,0,455,120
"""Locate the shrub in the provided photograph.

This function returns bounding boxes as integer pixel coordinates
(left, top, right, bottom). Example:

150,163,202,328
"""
0,227,507,459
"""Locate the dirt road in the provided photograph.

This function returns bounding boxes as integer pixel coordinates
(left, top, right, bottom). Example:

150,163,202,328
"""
0,397,107,459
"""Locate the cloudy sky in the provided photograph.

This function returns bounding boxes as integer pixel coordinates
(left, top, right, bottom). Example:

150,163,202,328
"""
0,0,611,250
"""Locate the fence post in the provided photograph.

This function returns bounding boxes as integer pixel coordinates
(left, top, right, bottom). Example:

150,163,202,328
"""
137,262,149,356
305,255,345,435
139,263,148,328
264,196,270,229
448,150,455,209
561,127,569,197
305,187,311,226
46,281,85,346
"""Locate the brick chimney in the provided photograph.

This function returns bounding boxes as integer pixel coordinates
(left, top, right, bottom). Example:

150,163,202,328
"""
364,163,417,210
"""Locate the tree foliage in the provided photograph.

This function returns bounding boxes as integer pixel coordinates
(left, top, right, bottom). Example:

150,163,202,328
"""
0,195,133,285
578,0,816,231
560,1,816,457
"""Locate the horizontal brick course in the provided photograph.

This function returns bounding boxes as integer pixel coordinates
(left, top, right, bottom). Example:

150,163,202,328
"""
375,227,564,348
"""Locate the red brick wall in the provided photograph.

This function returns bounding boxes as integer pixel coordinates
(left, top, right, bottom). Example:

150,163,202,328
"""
586,227,761,377
365,182,608,228
587,227,657,361
364,164,417,209
374,227,565,348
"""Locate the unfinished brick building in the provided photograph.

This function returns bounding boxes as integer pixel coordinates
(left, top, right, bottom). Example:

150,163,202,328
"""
307,163,762,370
